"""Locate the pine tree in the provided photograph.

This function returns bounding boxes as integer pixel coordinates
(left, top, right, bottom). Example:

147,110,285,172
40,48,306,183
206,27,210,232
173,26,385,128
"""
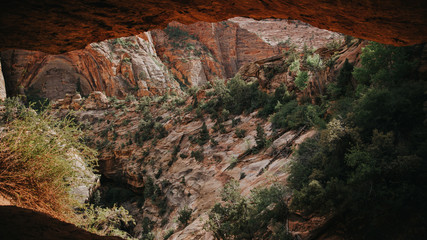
255,124,266,149
198,122,210,145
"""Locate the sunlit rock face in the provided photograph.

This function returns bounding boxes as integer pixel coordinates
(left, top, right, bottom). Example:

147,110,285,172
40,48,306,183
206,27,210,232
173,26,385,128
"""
0,62,6,100
0,33,180,100
1,18,341,99
0,0,426,54
151,18,342,87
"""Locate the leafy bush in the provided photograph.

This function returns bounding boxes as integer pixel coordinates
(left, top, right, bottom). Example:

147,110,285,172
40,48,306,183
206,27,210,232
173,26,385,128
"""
198,122,210,145
164,26,198,41
191,149,204,162
255,124,267,150
305,53,324,71
271,100,325,130
163,229,174,239
178,206,193,226
205,180,292,240
155,123,168,138
288,59,300,74
327,59,354,99
235,128,246,138
258,83,295,118
294,71,309,90
76,204,135,239
224,77,268,115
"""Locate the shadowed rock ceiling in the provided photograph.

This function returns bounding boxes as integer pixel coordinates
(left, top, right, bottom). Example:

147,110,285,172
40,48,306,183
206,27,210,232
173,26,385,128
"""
0,0,426,54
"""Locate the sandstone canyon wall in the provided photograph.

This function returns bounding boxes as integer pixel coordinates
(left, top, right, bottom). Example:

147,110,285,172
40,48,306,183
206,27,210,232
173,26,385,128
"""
1,18,342,100
0,33,180,100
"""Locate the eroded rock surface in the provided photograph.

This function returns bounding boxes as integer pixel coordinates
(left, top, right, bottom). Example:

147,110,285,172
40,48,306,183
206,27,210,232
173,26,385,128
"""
0,33,180,100
1,0,426,54
1,19,341,99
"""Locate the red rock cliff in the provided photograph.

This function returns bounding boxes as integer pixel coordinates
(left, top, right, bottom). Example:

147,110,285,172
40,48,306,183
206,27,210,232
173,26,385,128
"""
0,33,180,100
1,19,341,99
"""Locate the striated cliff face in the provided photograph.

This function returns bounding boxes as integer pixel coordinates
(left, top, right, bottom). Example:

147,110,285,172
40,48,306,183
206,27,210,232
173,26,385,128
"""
0,33,180,100
56,93,317,239
229,17,342,50
1,18,341,99
151,20,285,87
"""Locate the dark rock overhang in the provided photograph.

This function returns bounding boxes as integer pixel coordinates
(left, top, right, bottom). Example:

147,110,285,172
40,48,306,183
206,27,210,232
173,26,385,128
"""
0,0,426,54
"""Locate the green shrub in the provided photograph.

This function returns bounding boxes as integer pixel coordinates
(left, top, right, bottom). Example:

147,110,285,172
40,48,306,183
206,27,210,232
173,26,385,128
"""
235,128,246,138
258,83,295,118
178,206,193,226
76,204,135,239
163,229,174,240
327,59,354,99
271,100,325,130
205,180,291,239
155,123,168,138
198,122,210,145
0,101,97,219
164,26,198,41
255,124,267,149
294,71,309,90
191,149,204,162
305,53,324,71
231,117,241,127
288,59,300,74
224,77,268,115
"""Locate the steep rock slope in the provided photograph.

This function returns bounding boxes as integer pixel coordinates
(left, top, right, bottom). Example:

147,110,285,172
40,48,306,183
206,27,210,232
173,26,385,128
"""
0,33,180,100
49,41,365,239
230,17,342,50
56,93,317,239
151,20,285,86
152,18,341,87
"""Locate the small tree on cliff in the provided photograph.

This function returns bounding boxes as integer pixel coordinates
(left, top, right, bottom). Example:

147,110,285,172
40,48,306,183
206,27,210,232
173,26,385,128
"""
198,122,210,145
255,124,267,150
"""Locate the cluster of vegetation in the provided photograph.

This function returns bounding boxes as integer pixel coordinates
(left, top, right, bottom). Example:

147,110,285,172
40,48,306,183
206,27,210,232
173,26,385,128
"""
177,206,193,227
205,180,292,240
111,37,139,49
0,98,97,218
199,75,324,134
143,177,168,216
164,26,198,41
191,149,204,162
0,99,137,239
76,204,136,239
288,42,427,238
134,109,168,146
